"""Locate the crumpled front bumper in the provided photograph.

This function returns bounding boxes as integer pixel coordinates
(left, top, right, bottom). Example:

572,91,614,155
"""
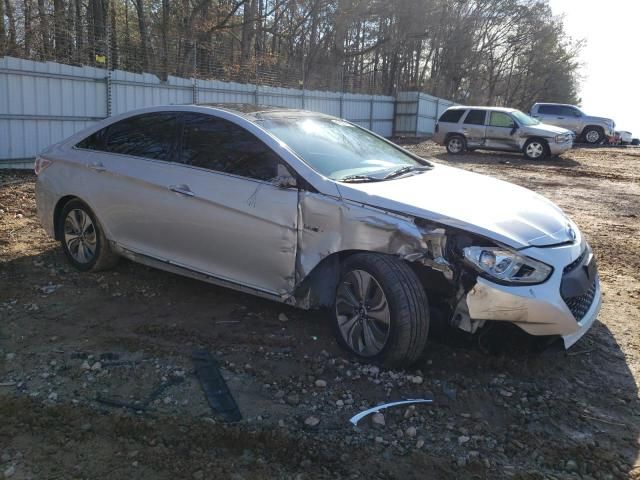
548,138,574,156
464,236,602,348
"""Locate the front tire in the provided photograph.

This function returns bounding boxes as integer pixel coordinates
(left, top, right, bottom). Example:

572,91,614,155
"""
582,127,604,144
523,139,549,160
446,135,466,154
59,199,118,272
332,253,429,367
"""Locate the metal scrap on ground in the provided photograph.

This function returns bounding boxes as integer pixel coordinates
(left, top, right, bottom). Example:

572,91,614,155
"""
95,375,185,412
192,350,242,423
349,399,433,426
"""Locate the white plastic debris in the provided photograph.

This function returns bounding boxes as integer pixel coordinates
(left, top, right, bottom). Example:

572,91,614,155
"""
348,399,433,426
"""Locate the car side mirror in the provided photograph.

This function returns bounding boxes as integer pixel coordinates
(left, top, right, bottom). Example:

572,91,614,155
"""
510,126,518,135
274,164,298,189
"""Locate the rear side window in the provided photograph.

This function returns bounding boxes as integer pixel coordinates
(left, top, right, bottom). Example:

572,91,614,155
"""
538,105,561,114
489,112,516,128
463,110,486,126
180,113,279,182
438,109,464,123
76,129,107,150
103,113,180,161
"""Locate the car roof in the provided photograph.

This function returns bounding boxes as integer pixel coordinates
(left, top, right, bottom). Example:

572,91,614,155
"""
533,102,576,107
446,105,518,113
195,103,334,121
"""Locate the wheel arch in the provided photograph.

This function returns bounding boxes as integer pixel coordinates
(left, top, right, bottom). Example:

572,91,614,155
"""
53,195,81,240
292,248,453,310
582,124,605,134
522,136,550,154
444,132,466,143
53,195,107,241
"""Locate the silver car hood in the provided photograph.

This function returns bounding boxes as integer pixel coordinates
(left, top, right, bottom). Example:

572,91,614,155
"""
335,164,573,248
526,123,572,136
584,115,614,124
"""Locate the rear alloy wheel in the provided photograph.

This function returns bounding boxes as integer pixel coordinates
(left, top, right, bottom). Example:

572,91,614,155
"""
583,127,603,144
332,253,429,367
523,139,548,160
59,199,118,272
446,135,465,154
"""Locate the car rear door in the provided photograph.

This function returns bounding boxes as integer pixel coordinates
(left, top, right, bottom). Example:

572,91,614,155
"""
460,109,487,147
484,111,519,151
73,111,188,258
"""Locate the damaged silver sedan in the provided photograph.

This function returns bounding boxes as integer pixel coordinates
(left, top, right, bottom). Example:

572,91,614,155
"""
35,105,602,366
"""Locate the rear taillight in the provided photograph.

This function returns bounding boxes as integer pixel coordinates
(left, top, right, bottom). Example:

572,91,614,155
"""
34,157,52,175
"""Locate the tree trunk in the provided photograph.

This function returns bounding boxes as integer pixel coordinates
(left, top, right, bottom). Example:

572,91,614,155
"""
53,0,67,60
24,0,33,55
75,0,83,62
0,0,5,55
109,0,118,68
133,0,150,71
37,0,50,57
4,0,18,55
161,0,170,79
240,0,257,69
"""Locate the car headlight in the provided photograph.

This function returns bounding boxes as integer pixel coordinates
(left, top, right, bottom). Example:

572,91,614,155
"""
462,246,553,284
555,134,570,143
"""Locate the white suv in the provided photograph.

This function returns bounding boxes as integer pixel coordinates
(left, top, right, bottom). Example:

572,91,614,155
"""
530,103,615,144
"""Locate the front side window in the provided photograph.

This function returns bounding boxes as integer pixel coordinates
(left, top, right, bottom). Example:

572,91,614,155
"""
510,110,539,126
463,110,486,126
256,116,428,181
104,113,179,161
538,105,561,115
180,113,279,182
488,112,515,128
560,106,581,117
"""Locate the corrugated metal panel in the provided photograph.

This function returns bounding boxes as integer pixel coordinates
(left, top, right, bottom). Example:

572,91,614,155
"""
0,57,107,159
394,91,456,137
1,57,453,165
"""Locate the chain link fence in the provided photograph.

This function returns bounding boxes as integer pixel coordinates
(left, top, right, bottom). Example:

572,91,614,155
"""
0,7,388,94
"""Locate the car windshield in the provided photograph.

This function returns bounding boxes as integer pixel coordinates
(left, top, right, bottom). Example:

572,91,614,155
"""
255,116,428,181
511,110,540,126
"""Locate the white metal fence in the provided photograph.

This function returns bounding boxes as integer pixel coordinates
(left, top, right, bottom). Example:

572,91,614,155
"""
0,57,453,168
394,91,456,137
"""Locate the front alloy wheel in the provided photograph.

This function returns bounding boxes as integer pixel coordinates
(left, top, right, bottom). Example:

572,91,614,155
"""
335,270,391,357
583,128,602,144
332,253,430,367
524,139,547,160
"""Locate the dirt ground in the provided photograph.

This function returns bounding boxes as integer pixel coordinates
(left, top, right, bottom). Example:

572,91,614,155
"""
1,143,639,479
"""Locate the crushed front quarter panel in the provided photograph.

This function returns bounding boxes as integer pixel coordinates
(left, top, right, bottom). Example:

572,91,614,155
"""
294,191,452,286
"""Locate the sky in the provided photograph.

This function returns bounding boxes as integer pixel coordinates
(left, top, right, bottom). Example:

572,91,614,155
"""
547,0,639,134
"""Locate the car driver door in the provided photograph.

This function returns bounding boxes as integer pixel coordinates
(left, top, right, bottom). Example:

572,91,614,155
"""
162,112,299,296
485,111,519,151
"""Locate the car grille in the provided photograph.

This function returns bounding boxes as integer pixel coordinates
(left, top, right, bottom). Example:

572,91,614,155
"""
563,248,587,274
562,278,597,322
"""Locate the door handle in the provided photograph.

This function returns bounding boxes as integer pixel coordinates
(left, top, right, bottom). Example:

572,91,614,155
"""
88,162,106,172
557,117,565,119
168,184,195,197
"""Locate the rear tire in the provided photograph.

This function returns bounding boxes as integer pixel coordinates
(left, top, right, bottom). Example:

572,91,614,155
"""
446,135,466,154
523,138,549,160
58,199,119,272
582,127,604,144
332,253,430,367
